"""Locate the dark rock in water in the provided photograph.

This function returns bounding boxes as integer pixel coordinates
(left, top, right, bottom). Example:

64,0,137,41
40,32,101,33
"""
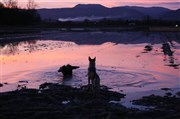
17,84,27,90
18,80,28,83
100,85,112,90
161,88,172,91
39,82,61,90
136,55,140,58
0,83,3,87
176,92,180,97
165,92,172,97
132,93,180,118
144,45,153,51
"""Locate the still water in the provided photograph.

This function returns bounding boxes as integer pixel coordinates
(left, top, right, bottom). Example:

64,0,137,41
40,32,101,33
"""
0,31,180,93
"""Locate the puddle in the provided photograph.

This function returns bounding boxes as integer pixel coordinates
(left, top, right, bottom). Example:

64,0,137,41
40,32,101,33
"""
0,32,179,94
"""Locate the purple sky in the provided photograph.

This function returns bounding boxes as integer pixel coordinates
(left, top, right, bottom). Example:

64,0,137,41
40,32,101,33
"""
1,0,180,9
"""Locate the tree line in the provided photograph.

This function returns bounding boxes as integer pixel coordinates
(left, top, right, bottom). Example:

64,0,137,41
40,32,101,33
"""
0,0,41,26
45,18,179,28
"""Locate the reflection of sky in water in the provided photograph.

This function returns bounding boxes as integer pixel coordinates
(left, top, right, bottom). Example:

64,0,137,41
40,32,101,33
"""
0,32,180,92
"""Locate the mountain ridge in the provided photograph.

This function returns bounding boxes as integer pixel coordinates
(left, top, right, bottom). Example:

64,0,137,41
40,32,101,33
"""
37,4,179,21
74,4,107,9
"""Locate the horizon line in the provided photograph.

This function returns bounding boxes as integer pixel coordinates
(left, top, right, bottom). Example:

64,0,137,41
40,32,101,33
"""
35,4,179,10
12,1,179,10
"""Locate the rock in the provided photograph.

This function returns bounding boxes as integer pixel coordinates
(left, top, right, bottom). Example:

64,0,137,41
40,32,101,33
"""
144,45,153,51
161,88,172,91
165,92,172,97
18,80,28,83
176,92,180,97
0,83,3,87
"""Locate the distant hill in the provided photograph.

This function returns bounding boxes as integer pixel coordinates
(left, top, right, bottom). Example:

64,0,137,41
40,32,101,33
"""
161,9,180,20
74,4,107,9
123,6,170,18
37,4,180,21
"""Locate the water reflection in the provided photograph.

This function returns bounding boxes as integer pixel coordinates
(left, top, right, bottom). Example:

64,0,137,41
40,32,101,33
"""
1,40,76,55
1,32,179,70
0,31,180,92
2,42,19,55
1,40,38,55
142,42,179,69
1,31,180,47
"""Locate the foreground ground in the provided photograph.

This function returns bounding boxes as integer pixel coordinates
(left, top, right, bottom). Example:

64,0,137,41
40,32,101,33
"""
0,83,180,119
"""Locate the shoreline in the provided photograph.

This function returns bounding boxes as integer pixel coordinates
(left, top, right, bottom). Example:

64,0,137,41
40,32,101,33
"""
0,26,180,36
0,82,180,119
0,28,179,46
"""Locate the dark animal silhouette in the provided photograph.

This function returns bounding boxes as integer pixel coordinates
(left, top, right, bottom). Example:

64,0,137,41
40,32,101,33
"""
58,64,79,78
88,57,100,95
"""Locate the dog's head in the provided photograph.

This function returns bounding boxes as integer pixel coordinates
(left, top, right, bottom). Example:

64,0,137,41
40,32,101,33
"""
89,57,96,61
58,65,66,72
89,57,96,67
58,64,80,77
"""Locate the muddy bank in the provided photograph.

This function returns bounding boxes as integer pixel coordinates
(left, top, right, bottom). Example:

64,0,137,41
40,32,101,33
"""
132,92,180,119
0,83,180,119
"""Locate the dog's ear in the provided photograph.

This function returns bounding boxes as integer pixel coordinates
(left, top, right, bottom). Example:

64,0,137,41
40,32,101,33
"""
89,56,91,61
94,57,96,61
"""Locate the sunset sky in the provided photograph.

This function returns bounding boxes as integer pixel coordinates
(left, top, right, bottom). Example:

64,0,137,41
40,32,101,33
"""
1,0,180,9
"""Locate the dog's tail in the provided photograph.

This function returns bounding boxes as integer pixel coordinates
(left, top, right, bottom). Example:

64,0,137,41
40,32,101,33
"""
66,64,80,69
71,66,80,69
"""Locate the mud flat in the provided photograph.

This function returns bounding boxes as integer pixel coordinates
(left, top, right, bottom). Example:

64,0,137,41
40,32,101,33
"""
0,83,180,119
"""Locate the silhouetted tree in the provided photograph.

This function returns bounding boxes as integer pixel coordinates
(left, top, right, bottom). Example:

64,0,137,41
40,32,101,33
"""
27,0,37,10
3,0,18,8
0,2,4,8
0,8,41,25
0,0,41,26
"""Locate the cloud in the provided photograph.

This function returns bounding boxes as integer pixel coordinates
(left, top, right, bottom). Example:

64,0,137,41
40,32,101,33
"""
157,2,180,6
111,1,180,9
155,2,180,9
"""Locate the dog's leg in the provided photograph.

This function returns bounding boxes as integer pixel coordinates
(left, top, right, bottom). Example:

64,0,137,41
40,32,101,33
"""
88,77,92,91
